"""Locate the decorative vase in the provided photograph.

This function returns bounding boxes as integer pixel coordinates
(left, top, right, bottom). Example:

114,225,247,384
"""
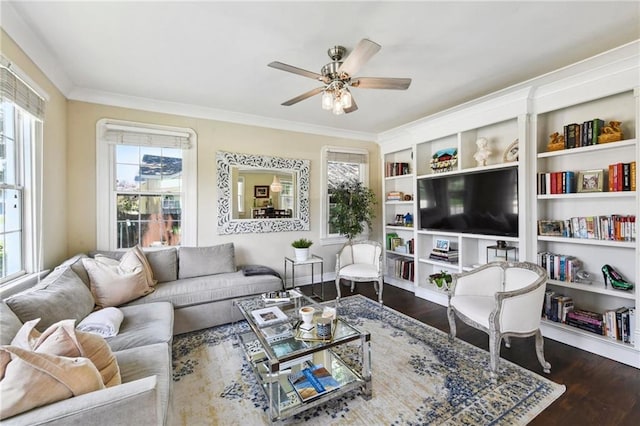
294,248,309,262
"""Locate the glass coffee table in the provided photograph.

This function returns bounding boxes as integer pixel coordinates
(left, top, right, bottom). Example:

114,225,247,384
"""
233,290,372,422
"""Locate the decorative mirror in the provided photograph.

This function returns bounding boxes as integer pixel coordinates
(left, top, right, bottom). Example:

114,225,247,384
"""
216,151,310,234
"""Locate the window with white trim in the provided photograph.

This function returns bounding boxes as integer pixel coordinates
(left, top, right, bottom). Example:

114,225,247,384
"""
96,119,197,250
0,59,44,284
320,146,369,243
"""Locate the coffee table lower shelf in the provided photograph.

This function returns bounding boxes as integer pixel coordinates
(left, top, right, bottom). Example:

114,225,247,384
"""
237,330,371,422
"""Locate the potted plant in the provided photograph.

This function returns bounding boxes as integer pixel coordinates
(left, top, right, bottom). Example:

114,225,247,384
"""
329,180,377,240
429,271,453,290
291,238,313,261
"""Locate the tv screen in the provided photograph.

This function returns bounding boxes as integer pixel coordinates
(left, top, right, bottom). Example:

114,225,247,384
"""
418,167,519,237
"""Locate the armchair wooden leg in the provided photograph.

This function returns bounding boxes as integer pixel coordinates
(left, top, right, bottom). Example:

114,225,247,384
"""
504,336,511,348
350,280,355,292
446,307,457,342
335,277,342,302
377,277,383,304
535,329,551,374
489,330,501,375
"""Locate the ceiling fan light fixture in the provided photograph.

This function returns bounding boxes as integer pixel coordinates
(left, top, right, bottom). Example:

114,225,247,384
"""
340,89,352,109
332,100,344,115
321,91,334,110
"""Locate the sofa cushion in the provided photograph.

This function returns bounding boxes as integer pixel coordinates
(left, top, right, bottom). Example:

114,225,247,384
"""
4,267,95,331
105,302,174,352
0,346,105,420
83,251,155,308
0,301,22,345
146,248,178,283
115,343,172,422
11,318,121,387
178,243,236,279
125,271,282,309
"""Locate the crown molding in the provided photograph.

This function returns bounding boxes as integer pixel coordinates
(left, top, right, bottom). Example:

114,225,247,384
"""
0,2,73,95
69,87,376,141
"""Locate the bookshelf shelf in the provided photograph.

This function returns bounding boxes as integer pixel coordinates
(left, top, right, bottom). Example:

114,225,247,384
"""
546,279,636,300
384,200,413,206
537,192,635,200
540,318,634,350
537,236,636,248
536,138,636,159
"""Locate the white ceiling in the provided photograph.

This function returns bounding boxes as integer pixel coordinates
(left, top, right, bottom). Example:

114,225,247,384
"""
3,1,639,140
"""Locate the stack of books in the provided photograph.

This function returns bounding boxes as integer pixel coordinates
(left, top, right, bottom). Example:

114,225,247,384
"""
386,191,404,201
429,248,458,264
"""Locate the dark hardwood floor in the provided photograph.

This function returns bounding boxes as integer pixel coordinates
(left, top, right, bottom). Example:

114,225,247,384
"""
301,281,640,425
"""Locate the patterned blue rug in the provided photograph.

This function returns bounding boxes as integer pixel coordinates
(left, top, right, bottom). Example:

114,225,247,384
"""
171,295,564,425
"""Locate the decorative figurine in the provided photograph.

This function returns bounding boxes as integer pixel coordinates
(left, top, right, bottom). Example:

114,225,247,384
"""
547,132,565,151
598,121,623,143
473,137,491,166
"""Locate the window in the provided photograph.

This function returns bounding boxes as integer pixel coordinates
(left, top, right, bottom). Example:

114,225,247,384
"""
96,119,197,250
320,146,369,243
0,59,45,284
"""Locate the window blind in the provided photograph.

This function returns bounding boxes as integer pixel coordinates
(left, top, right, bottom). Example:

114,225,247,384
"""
327,150,368,164
102,123,192,149
0,61,45,120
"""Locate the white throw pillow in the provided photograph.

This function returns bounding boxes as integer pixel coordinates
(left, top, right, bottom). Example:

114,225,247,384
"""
82,248,155,308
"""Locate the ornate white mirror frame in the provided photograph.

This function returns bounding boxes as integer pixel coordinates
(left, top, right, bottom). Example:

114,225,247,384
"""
216,151,310,234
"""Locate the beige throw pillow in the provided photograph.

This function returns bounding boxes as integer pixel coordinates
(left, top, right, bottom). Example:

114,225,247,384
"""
11,318,121,387
83,248,155,308
0,346,105,420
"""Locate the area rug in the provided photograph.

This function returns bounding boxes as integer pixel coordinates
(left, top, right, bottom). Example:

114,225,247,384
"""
171,295,565,425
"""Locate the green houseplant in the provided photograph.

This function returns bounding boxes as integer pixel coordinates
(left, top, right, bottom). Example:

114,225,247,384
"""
429,271,453,290
329,180,377,240
291,238,313,261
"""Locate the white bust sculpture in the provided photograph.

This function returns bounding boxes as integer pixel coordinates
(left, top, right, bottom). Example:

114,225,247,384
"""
473,137,491,166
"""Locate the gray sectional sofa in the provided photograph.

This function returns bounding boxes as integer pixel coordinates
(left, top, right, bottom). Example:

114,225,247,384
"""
0,243,283,425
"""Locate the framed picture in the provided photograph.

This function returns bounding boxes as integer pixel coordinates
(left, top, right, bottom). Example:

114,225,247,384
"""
434,238,450,252
503,139,519,162
577,169,604,193
251,306,288,327
538,220,564,236
254,185,270,198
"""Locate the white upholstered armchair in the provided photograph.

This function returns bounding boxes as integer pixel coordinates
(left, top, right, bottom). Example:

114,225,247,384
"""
447,261,551,376
335,240,383,303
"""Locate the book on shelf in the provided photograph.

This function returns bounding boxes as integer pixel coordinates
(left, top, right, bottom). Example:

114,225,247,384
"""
391,258,414,281
608,162,636,192
288,362,340,402
385,162,410,177
386,191,404,201
386,233,399,250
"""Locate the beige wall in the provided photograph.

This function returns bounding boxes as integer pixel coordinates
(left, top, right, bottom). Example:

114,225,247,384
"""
67,101,381,276
2,28,381,278
1,30,68,270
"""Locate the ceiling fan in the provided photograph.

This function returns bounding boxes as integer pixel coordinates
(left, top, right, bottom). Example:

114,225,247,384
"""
268,38,411,115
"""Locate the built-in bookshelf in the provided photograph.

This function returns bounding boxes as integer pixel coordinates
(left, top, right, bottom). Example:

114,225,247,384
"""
534,87,638,367
382,148,415,291
378,42,639,367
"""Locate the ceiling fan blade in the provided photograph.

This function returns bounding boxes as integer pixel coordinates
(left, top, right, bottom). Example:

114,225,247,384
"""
338,39,381,77
351,77,412,90
344,97,358,114
268,61,327,82
281,87,325,106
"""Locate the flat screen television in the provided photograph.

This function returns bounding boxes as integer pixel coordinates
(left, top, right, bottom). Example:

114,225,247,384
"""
417,166,519,237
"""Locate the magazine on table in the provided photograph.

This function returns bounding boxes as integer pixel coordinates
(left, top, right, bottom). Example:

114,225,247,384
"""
261,322,294,343
288,362,340,402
